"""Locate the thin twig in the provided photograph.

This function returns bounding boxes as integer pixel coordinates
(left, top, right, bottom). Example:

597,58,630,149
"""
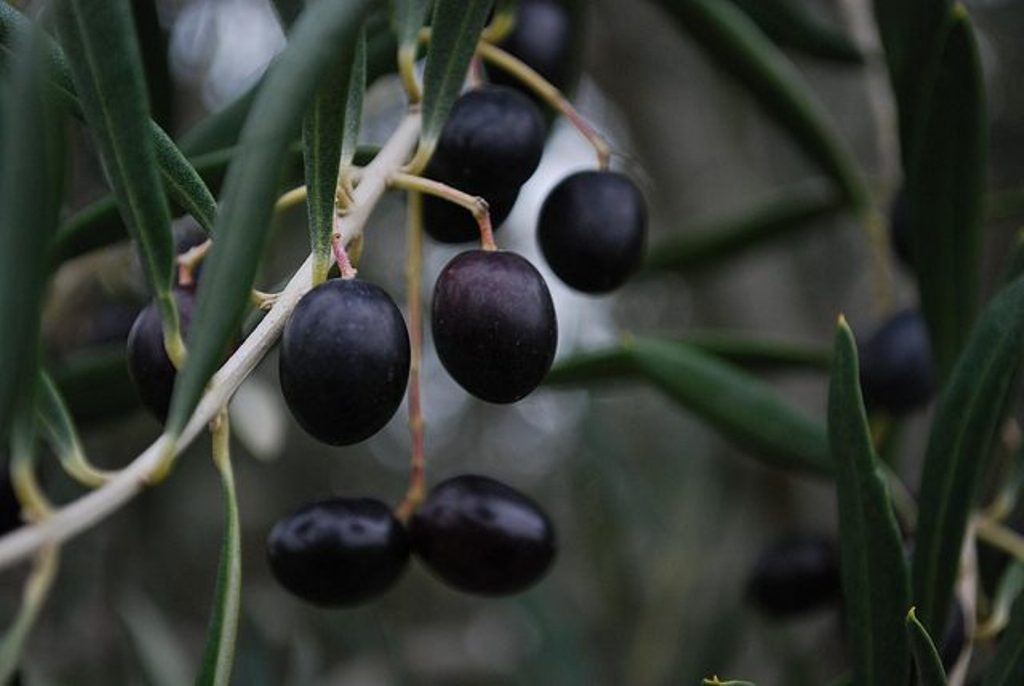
387,171,496,250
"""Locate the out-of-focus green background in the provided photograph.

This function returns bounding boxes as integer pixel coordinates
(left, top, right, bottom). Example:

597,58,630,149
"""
4,0,1024,683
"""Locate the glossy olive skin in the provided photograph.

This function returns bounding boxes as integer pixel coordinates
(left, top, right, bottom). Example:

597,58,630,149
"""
432,250,557,403
267,498,410,606
423,87,544,243
422,187,520,245
410,475,556,595
279,279,410,446
490,0,575,96
746,535,841,617
538,171,647,293
858,309,936,416
126,288,196,422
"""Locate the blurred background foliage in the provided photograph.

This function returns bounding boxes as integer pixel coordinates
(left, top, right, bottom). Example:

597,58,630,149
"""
4,0,1024,683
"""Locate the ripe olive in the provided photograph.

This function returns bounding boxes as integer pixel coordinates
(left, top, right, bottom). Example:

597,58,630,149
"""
858,309,935,416
538,170,647,293
279,279,410,446
747,535,841,617
431,250,557,403
126,288,196,422
267,497,409,606
410,474,556,595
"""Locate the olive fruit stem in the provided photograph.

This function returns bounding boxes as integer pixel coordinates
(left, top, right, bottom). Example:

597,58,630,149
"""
396,190,427,524
0,112,423,572
10,415,52,523
975,515,1024,564
275,185,308,212
0,544,59,683
331,233,357,279
398,45,422,104
476,41,612,170
480,1,517,44
387,171,496,251
177,238,212,287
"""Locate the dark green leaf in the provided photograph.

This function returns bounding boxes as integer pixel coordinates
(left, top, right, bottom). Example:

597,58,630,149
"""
912,277,1024,637
302,28,365,283
629,337,831,475
178,84,261,157
643,179,844,274
416,0,493,161
165,0,380,436
55,0,184,363
0,22,65,440
196,418,241,686
907,607,948,686
656,0,868,211
872,0,952,158
395,0,429,56
132,0,172,129
984,595,1024,686
906,9,986,381
36,371,109,488
727,0,863,64
2,4,218,238
545,334,830,387
828,318,910,686
54,142,379,264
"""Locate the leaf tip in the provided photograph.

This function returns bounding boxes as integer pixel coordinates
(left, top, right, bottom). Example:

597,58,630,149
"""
907,605,918,623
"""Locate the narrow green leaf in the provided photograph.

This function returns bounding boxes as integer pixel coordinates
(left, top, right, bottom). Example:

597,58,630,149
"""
656,0,868,210
643,179,844,274
55,0,184,364
302,28,366,284
54,142,379,264
545,334,830,386
871,0,952,159
132,0,172,129
394,0,429,56
629,337,831,475
165,0,380,436
912,277,1024,637
828,318,911,686
907,607,948,686
906,9,987,381
726,0,863,64
417,0,493,155
703,678,756,686
0,21,65,440
984,595,1024,686
178,84,261,157
2,4,217,238
36,371,110,488
196,417,241,686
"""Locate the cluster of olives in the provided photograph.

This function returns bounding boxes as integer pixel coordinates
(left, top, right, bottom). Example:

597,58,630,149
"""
123,0,647,609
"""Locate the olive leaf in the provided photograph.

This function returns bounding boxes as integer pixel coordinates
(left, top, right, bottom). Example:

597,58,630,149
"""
656,0,868,211
872,0,953,159
0,19,65,440
545,333,830,387
726,0,863,64
165,0,380,437
303,27,366,284
414,0,493,165
828,318,911,686
36,372,108,489
907,607,948,686
906,8,986,382
628,337,831,475
394,0,429,63
55,0,188,367
195,417,241,686
912,276,1024,638
643,179,844,275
